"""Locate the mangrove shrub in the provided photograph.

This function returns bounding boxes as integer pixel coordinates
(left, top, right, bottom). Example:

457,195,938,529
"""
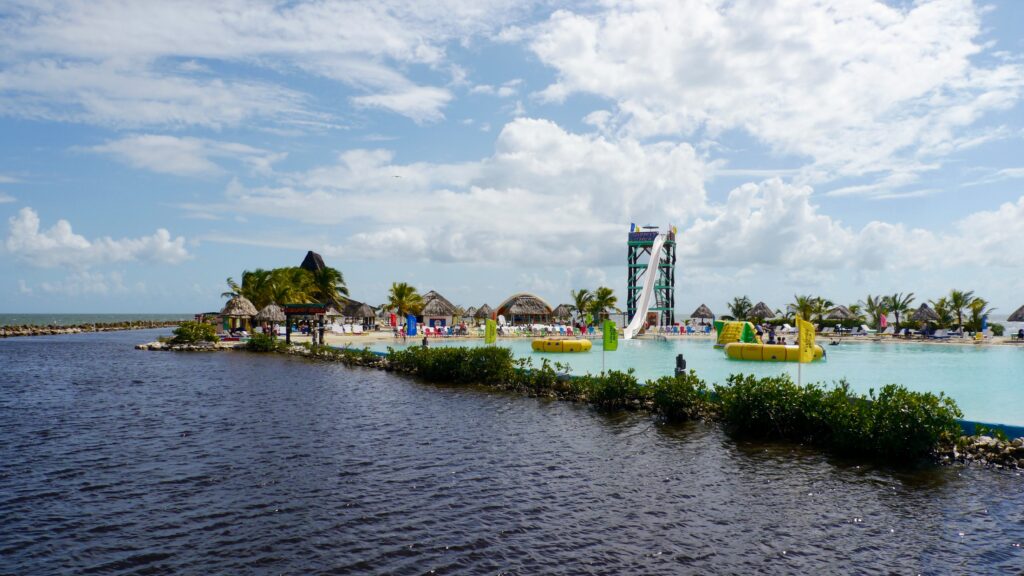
171,321,218,344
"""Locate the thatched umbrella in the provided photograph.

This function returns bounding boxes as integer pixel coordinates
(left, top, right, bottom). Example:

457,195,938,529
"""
689,304,714,319
912,303,940,324
825,305,854,321
497,293,553,324
552,304,573,321
464,306,477,318
221,295,257,330
749,301,775,320
421,290,457,318
475,304,493,319
1008,305,1024,323
255,303,285,323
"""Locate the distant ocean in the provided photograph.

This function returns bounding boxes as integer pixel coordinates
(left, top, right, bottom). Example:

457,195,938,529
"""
0,313,191,327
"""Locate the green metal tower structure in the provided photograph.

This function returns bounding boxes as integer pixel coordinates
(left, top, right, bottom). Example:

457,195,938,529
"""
626,226,676,327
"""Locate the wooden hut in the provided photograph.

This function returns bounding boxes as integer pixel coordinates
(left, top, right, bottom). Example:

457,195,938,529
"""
552,304,573,321
825,305,854,321
474,304,493,320
689,303,714,320
912,303,940,324
420,290,457,327
341,299,376,328
749,301,775,320
255,303,286,335
497,293,553,325
221,295,257,331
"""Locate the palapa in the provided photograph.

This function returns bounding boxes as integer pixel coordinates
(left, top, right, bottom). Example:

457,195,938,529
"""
749,301,775,319
421,290,457,317
911,303,940,323
689,303,714,319
825,305,854,321
474,304,493,319
552,304,573,320
1008,305,1024,323
255,303,286,323
464,306,477,318
341,299,375,319
221,295,258,317
497,293,553,317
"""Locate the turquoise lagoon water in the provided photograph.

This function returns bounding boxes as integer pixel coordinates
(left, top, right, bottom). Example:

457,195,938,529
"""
371,337,1024,427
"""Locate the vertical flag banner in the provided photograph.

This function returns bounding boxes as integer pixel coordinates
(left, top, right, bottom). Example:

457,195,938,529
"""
406,314,417,336
585,313,593,326
485,319,497,344
796,315,816,363
879,313,888,329
603,320,618,351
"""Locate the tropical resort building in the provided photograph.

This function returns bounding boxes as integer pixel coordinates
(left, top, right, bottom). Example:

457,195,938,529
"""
474,304,494,324
420,290,458,327
341,299,377,328
221,295,258,331
552,304,573,322
496,293,553,325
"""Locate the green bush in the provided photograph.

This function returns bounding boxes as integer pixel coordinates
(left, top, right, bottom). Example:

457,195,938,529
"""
648,370,711,421
246,332,286,352
714,374,962,461
387,346,517,385
171,321,218,344
990,323,1005,337
587,369,642,410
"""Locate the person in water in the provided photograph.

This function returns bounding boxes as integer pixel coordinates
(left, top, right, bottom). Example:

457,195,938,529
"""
422,335,429,348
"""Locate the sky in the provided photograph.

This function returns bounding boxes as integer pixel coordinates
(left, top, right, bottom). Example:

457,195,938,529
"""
1,0,1023,316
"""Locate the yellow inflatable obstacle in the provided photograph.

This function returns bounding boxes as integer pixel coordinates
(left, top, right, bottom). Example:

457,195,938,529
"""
724,342,824,362
713,320,762,348
532,338,593,353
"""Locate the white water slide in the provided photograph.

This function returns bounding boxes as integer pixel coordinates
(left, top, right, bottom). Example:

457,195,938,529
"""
623,233,666,340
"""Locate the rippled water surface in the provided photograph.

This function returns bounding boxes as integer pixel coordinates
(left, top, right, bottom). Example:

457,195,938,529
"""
2,330,1023,574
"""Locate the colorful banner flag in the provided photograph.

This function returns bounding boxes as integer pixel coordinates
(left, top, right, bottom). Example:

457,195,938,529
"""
585,312,593,326
602,320,618,351
796,315,816,363
879,313,888,329
485,319,497,344
406,314,417,336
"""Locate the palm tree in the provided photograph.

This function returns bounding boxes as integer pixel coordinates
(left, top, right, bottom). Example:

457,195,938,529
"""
859,294,888,330
270,267,314,304
311,267,349,307
787,294,816,322
812,297,834,324
967,297,994,332
570,288,594,323
588,286,618,321
387,282,423,318
929,296,954,329
885,292,915,333
726,296,752,321
847,303,866,324
948,289,975,331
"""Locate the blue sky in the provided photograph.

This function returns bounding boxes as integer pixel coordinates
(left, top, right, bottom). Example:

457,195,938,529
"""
2,0,1023,316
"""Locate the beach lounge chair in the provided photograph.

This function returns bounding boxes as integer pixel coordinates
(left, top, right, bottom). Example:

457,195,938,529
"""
929,329,949,339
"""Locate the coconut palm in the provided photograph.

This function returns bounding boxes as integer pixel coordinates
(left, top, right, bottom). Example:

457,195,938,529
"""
587,286,618,321
387,282,424,317
859,294,888,329
787,294,817,322
570,289,594,323
847,303,866,324
726,296,753,321
885,292,915,333
812,297,834,324
967,297,994,332
948,289,975,331
310,267,349,307
929,296,954,329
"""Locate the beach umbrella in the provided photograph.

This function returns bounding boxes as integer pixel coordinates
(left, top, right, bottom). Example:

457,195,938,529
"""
1008,305,1024,323
911,303,940,324
255,303,286,323
749,301,775,320
825,305,854,321
221,295,258,317
690,304,714,319
475,304,493,319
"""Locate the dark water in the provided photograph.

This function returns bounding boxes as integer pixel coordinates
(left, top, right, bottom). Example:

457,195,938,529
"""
2,331,1022,575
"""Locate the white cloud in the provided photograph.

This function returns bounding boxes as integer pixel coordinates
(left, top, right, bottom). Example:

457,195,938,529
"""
88,134,286,177
5,207,190,268
0,0,542,125
185,117,710,265
527,0,1024,184
0,192,15,204
37,270,130,296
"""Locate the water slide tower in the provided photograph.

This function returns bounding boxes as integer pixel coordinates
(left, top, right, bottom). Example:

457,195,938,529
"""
626,225,676,328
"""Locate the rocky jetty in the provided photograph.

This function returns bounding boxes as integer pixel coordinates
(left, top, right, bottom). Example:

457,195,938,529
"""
2,321,180,338
135,341,221,352
940,436,1024,469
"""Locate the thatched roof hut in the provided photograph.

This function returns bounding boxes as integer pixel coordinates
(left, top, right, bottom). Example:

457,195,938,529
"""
474,304,493,319
1008,305,1024,323
221,295,257,317
421,290,457,317
342,299,375,320
464,306,477,318
912,303,940,323
552,304,573,320
690,304,714,319
825,305,854,321
749,302,775,319
497,293,553,323
300,250,326,272
255,303,286,323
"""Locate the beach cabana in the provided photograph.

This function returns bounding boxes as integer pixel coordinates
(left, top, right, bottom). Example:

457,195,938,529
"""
552,304,573,321
342,299,376,328
221,295,258,331
825,305,854,321
464,306,477,319
474,304,494,320
912,303,940,324
1008,305,1024,323
689,304,714,320
749,302,775,320
496,293,553,325
420,290,457,327
255,303,285,335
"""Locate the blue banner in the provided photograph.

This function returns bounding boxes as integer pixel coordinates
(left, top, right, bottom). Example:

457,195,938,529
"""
406,314,417,336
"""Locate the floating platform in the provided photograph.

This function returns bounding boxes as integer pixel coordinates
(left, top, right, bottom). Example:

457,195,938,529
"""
531,338,593,353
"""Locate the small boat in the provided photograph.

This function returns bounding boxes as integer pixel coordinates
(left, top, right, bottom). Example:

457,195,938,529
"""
531,338,593,353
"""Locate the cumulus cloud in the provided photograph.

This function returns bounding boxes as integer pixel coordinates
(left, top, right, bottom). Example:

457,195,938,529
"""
35,270,133,296
0,192,14,204
88,134,286,177
0,0,542,125
527,0,1024,185
5,207,190,268
194,117,710,265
